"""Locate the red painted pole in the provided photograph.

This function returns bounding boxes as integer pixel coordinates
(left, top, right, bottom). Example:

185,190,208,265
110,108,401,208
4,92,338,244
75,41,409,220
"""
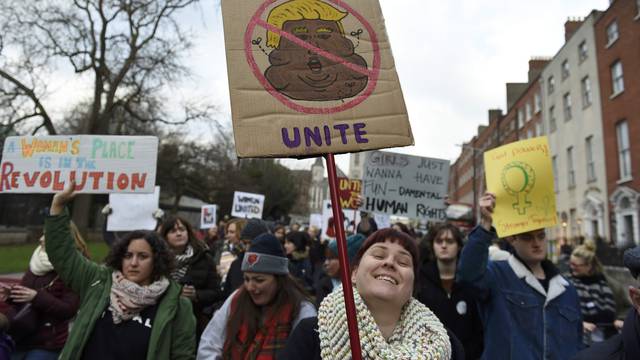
324,153,363,360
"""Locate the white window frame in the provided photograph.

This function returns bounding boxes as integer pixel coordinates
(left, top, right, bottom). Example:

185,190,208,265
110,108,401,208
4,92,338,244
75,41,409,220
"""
585,136,596,182
611,61,625,95
606,20,619,46
578,40,588,63
561,59,570,80
567,147,575,188
534,92,541,113
563,92,572,121
617,121,632,181
535,121,543,137
525,102,532,121
548,76,555,94
517,108,525,129
581,76,592,107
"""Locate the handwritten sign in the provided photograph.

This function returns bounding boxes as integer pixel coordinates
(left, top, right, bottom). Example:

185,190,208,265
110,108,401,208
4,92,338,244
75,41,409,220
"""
338,177,362,209
0,135,157,193
107,186,160,231
231,191,265,219
484,136,557,237
201,205,218,229
361,150,449,221
221,0,413,158
321,200,361,240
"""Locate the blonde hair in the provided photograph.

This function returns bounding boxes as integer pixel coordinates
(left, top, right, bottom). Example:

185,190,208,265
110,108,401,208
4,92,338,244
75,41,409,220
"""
571,240,602,275
69,221,91,258
266,0,347,48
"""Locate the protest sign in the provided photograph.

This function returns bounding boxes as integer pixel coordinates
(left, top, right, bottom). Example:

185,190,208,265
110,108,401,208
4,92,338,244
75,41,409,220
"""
373,213,391,229
321,200,360,240
107,186,160,231
231,191,265,219
484,136,557,237
201,205,218,229
361,151,449,221
309,213,323,230
338,177,362,209
221,0,413,158
0,135,157,193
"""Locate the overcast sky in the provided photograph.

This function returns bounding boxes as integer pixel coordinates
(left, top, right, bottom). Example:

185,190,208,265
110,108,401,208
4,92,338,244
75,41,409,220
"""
45,0,610,174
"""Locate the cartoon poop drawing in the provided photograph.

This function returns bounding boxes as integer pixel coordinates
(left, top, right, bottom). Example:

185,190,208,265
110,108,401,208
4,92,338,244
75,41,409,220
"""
263,0,368,101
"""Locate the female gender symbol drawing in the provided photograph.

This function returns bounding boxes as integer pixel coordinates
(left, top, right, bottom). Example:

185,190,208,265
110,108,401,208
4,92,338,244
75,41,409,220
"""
501,161,536,215
244,0,381,114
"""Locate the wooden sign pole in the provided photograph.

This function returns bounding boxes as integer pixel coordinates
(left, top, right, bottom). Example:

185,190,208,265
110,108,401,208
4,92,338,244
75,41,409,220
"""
324,153,363,360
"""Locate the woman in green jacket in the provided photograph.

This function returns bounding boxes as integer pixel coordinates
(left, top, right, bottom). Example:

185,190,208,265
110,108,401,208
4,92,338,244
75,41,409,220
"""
44,182,196,360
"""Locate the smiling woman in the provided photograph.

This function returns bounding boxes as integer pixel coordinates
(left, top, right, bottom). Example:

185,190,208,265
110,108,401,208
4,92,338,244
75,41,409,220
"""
281,228,455,360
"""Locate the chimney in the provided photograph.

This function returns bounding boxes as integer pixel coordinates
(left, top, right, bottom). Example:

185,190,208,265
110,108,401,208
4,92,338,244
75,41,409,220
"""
506,83,528,110
528,57,551,83
488,109,503,126
564,18,583,42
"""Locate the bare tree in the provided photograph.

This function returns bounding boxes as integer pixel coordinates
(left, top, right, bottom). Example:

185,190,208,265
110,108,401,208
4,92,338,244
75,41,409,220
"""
0,0,204,136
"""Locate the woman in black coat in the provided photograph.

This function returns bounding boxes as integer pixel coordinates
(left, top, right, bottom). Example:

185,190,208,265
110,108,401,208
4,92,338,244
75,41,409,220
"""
417,223,484,360
161,216,222,339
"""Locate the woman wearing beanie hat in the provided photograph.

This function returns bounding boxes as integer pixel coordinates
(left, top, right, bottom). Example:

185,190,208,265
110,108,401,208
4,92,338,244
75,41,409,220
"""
197,233,316,359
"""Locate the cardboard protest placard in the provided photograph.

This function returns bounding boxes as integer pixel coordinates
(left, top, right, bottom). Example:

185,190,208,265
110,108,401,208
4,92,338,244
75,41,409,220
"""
0,135,157,193
321,200,360,240
201,205,218,229
231,191,265,219
484,137,557,237
362,151,449,221
221,0,413,158
107,186,160,231
338,177,362,209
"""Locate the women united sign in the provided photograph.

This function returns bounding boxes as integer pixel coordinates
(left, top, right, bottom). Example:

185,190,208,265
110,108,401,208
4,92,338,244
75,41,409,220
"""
222,0,413,157
0,135,158,193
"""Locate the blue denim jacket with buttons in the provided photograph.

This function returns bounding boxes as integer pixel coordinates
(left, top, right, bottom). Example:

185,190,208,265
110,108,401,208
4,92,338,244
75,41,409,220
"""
457,226,583,360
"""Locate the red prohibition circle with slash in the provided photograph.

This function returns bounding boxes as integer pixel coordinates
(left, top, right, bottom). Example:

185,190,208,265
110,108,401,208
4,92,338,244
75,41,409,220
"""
244,0,381,114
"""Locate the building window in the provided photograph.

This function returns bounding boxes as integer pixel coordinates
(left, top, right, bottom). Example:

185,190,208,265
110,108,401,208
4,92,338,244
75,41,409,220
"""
548,76,555,94
578,40,588,62
581,76,592,107
534,92,541,113
525,102,532,121
536,121,543,137
607,20,619,46
586,136,596,182
552,156,559,192
611,61,624,95
616,120,632,180
567,147,575,188
353,153,360,166
549,106,556,133
561,59,570,80
527,129,534,139
517,108,525,129
563,92,572,121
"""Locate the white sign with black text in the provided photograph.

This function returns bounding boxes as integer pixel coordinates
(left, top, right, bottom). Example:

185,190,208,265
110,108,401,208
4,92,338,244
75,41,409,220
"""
200,204,218,229
231,191,265,219
362,151,449,221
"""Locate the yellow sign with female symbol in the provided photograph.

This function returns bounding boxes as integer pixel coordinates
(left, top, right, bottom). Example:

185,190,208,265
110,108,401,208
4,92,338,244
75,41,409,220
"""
483,137,557,237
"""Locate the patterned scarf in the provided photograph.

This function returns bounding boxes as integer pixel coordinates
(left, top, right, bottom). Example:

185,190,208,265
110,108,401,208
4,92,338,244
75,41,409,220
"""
29,245,54,276
109,271,169,324
171,245,194,282
318,286,451,360
224,290,295,360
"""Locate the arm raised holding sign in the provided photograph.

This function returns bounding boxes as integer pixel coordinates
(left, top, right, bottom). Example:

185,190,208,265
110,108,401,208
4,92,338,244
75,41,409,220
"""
45,181,197,359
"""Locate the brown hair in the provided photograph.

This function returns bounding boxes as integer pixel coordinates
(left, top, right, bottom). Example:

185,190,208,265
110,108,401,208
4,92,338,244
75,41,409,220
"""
222,275,308,358
422,223,464,263
69,221,90,258
160,215,206,252
226,218,247,238
352,228,420,288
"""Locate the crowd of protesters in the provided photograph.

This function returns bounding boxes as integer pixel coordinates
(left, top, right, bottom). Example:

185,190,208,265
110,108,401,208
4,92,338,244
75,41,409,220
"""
1,183,640,359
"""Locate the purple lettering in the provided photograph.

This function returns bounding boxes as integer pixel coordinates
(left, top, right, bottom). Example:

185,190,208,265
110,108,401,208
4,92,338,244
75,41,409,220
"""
281,128,301,148
333,124,349,144
304,127,322,147
323,125,332,146
354,123,369,143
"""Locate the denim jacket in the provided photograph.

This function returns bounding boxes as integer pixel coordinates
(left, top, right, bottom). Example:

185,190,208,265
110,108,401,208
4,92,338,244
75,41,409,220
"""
457,226,582,360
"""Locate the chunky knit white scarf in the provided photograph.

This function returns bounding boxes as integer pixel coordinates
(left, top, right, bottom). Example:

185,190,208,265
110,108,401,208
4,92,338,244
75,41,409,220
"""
29,245,54,276
318,286,451,360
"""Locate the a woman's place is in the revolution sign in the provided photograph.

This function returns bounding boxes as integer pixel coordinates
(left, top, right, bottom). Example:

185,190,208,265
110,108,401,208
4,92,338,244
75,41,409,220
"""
0,135,158,193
